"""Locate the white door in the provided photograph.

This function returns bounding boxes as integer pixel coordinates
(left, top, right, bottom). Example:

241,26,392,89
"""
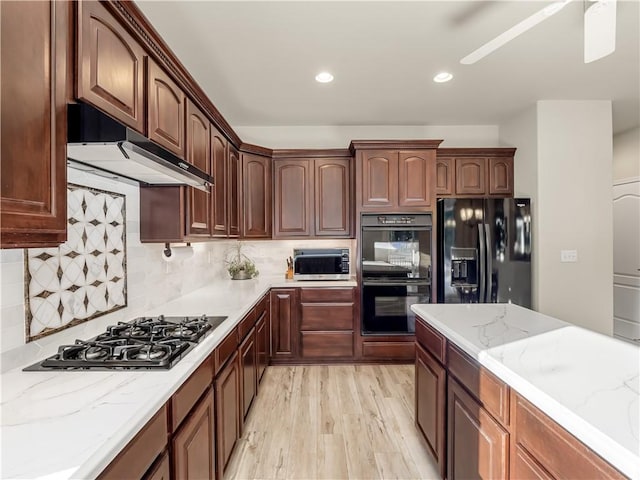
613,178,640,343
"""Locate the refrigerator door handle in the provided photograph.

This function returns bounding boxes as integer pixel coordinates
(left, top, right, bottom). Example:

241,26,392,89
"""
485,223,493,303
478,223,486,303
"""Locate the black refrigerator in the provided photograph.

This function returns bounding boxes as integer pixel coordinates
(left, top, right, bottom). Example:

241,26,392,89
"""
437,197,532,307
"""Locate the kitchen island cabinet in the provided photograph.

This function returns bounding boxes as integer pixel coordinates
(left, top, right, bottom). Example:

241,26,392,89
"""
412,303,637,480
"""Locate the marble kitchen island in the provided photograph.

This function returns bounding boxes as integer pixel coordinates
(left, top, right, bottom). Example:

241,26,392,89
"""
412,303,640,480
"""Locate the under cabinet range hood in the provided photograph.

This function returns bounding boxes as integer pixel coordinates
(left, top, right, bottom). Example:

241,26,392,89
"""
67,103,213,192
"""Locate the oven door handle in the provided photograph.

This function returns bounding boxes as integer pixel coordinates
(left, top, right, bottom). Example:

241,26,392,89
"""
362,281,430,287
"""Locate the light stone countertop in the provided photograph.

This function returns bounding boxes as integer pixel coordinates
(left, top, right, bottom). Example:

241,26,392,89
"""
411,303,640,480
0,275,356,480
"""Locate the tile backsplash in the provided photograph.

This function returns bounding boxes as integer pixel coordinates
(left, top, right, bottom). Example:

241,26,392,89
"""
0,168,354,369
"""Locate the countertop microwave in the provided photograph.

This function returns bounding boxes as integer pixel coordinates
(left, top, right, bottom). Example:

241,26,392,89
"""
293,248,350,281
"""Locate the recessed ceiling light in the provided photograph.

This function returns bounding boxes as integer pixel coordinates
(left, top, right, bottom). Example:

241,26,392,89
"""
315,72,334,83
433,72,453,83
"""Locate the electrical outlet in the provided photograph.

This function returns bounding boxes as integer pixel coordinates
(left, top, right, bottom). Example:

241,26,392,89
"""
560,249,578,263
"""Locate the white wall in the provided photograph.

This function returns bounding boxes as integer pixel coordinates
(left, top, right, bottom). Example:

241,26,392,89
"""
536,100,614,334
613,127,640,182
499,105,539,309
235,124,500,149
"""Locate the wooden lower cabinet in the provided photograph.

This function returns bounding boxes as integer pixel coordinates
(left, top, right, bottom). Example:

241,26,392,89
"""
512,445,553,480
270,289,298,360
256,311,268,382
240,327,257,421
415,344,446,479
215,351,241,476
145,452,170,480
448,378,509,480
172,388,215,480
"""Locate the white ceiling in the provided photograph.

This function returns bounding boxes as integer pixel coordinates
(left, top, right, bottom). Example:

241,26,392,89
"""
135,0,640,135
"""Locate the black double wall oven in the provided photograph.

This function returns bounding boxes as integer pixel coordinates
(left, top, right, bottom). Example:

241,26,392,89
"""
360,213,432,335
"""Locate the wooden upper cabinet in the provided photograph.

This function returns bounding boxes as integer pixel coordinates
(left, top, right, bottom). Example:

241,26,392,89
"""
273,159,312,237
435,157,454,196
455,158,486,195
185,100,211,237
489,157,514,196
314,158,351,237
398,151,434,208
1,0,68,248
76,1,145,132
210,125,228,237
227,146,241,238
242,153,272,238
147,59,185,158
360,150,397,208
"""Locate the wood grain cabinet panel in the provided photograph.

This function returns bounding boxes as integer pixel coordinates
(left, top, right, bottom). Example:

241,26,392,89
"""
227,145,241,237
239,327,257,422
172,389,215,480
512,445,554,480
147,59,185,158
448,378,509,480
256,310,269,382
273,159,313,237
415,344,446,479
77,0,145,132
185,100,211,237
360,150,397,208
211,125,228,237
398,151,434,208
171,355,214,432
215,351,240,476
314,158,351,236
489,157,514,196
300,304,353,331
144,452,170,480
1,0,68,248
242,152,272,238
301,332,353,357
270,289,298,359
435,157,454,196
455,158,486,195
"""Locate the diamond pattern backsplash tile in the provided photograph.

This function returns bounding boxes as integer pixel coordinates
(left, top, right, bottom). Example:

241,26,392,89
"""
25,184,127,341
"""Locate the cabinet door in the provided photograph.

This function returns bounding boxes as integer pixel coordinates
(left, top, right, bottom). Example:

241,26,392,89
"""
215,351,240,475
256,311,268,382
398,151,434,208
1,0,67,248
227,146,241,238
415,344,446,479
314,158,351,237
185,100,211,237
145,452,170,480
512,446,554,480
172,389,215,480
273,159,312,237
455,158,486,195
239,327,257,422
242,153,272,238
211,125,228,237
270,289,298,359
435,157,454,196
77,0,145,132
147,59,185,158
360,150,397,208
488,157,514,196
448,378,509,480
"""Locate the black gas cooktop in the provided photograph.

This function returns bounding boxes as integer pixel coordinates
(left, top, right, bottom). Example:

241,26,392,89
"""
24,315,227,371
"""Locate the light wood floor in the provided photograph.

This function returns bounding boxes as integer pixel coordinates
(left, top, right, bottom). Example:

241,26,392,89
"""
224,365,440,480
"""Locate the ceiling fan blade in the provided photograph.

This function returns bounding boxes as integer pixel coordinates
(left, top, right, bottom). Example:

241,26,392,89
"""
584,0,617,63
460,0,571,65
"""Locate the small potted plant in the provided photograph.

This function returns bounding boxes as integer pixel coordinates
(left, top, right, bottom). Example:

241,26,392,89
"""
225,243,259,280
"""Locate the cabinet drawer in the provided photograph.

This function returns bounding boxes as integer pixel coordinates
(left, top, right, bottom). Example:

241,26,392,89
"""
300,304,354,330
238,309,257,341
215,328,238,374
301,332,353,357
362,341,415,360
99,405,168,480
416,317,446,365
255,293,269,318
447,344,509,426
300,287,353,303
170,355,214,432
514,394,625,479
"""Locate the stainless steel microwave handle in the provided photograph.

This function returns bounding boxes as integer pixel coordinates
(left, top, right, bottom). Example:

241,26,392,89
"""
478,223,486,303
